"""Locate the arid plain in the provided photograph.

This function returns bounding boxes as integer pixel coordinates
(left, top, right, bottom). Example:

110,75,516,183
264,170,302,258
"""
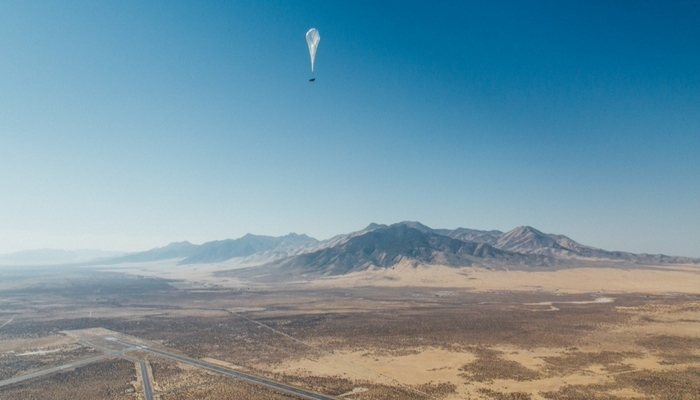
1,259,700,400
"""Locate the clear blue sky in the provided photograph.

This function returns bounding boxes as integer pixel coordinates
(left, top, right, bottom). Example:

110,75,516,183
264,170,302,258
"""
1,1,698,256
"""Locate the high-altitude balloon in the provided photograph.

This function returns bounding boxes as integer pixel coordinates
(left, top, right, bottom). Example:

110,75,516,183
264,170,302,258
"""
306,28,320,72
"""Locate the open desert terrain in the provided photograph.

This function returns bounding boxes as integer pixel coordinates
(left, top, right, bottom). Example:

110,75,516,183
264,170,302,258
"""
1,260,700,399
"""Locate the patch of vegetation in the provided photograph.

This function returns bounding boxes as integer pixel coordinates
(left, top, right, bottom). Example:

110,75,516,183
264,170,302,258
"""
542,351,636,375
0,359,138,400
160,379,306,400
460,347,541,382
478,388,532,400
414,382,457,397
614,366,700,399
541,383,625,400
543,367,700,400
637,335,700,365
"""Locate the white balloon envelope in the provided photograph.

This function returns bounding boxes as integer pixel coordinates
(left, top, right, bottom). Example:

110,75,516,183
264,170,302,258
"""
306,28,320,72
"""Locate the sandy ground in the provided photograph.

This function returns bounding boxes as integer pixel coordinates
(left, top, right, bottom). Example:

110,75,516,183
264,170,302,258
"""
7,259,698,399
267,346,479,391
278,346,571,399
0,335,77,353
277,340,700,400
102,258,700,295
306,261,700,294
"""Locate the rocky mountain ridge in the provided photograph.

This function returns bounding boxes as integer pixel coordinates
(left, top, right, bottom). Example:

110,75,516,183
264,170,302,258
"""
8,222,696,272
216,222,697,282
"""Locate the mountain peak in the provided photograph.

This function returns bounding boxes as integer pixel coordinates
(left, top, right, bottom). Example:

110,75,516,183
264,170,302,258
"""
163,240,194,248
363,223,387,231
496,226,560,252
395,221,434,232
283,232,310,239
511,226,543,235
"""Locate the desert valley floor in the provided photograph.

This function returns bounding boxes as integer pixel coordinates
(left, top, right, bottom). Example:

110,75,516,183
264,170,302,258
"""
1,262,699,399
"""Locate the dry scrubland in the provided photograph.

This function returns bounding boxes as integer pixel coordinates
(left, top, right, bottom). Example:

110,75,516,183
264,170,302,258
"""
0,358,139,400
0,265,699,399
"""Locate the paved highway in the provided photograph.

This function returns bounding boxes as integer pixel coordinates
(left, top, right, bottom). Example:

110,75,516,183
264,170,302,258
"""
82,340,154,400
0,316,14,330
112,338,336,400
0,353,113,388
0,335,335,400
123,356,154,400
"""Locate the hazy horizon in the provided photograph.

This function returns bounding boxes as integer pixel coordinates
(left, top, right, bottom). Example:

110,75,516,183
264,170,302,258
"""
2,1,698,257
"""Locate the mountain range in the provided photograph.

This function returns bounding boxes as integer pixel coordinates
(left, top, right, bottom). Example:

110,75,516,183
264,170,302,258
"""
97,233,317,265
3,223,696,277
221,223,698,282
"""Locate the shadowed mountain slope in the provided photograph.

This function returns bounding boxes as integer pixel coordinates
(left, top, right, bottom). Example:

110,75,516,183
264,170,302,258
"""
226,224,552,281
396,221,503,246
436,228,504,245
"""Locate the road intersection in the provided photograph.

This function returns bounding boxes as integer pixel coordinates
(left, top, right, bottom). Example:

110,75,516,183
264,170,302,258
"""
0,333,336,400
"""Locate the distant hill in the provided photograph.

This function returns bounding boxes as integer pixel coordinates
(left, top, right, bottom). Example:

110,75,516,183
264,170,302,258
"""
490,226,694,264
178,233,317,264
95,233,318,265
0,249,125,266
100,241,198,264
